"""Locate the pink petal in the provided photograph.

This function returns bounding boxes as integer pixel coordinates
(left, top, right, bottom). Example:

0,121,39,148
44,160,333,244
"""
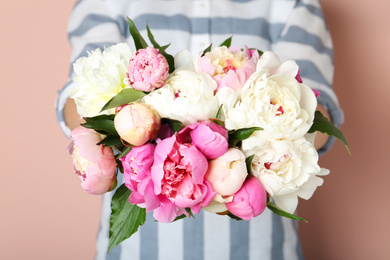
153,197,178,223
179,145,208,184
190,124,228,159
143,181,161,212
151,135,177,194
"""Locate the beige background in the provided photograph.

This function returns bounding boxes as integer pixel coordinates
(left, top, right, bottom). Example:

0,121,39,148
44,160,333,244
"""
1,0,389,259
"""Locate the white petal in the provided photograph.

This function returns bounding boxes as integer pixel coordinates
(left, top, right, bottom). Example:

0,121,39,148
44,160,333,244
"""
317,168,330,176
174,49,195,70
299,83,317,119
271,60,299,77
304,132,317,145
295,175,324,200
203,199,228,213
273,194,299,214
256,51,281,71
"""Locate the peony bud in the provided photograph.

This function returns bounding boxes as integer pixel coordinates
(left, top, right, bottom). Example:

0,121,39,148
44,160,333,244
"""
205,148,248,196
127,47,169,92
68,126,117,195
114,103,161,146
226,177,267,220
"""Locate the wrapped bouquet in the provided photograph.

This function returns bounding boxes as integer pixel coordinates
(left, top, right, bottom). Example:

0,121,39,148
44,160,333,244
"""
66,19,348,252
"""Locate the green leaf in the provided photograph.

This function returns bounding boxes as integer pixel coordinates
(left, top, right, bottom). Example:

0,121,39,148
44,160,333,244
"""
127,17,148,50
245,154,255,174
84,114,115,122
211,119,225,127
185,208,194,218
228,127,263,147
100,88,146,112
82,115,118,136
202,43,213,56
173,214,188,222
146,24,175,73
219,37,232,48
227,212,243,221
211,105,225,127
115,146,132,159
309,111,350,154
172,208,194,222
267,201,307,222
108,184,147,253
257,49,264,57
98,135,123,146
215,105,223,120
161,118,183,133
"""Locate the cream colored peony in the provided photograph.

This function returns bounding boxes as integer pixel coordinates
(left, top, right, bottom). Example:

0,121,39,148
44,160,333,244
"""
143,67,219,126
245,137,329,213
70,43,132,117
224,51,317,144
225,70,317,142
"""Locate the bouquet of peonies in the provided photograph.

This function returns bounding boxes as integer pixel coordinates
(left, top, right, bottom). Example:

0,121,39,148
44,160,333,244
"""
67,19,348,252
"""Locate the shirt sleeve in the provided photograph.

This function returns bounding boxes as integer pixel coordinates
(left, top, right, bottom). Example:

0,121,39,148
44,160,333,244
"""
55,0,126,138
271,0,343,154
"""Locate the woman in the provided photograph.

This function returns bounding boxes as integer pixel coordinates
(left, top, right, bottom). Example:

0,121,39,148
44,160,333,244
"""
57,0,343,259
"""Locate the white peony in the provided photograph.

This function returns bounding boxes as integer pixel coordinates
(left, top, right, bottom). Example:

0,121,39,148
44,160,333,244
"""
245,137,329,213
143,67,219,126
70,43,133,117
225,69,317,142
174,49,196,70
255,51,300,78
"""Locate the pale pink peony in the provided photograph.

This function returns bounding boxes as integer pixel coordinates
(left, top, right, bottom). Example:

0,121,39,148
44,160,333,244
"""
146,135,215,223
114,103,161,146
120,143,156,205
226,177,267,220
177,120,228,160
68,126,117,195
205,148,248,198
127,47,169,92
199,45,259,91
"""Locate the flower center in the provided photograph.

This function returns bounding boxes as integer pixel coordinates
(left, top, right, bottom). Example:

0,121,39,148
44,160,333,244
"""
263,154,290,172
161,158,186,198
223,59,237,74
270,101,284,116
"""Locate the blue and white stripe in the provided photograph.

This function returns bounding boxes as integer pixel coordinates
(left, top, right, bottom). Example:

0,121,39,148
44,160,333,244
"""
56,0,343,259
96,174,303,260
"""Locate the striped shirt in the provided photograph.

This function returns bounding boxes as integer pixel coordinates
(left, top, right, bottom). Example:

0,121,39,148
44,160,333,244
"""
56,0,343,259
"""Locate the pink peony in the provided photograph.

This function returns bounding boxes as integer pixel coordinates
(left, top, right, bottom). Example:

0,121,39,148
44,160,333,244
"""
146,135,215,223
120,143,156,205
156,123,174,141
127,47,169,92
199,45,259,91
68,126,117,195
114,102,161,146
226,177,267,220
177,120,228,160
